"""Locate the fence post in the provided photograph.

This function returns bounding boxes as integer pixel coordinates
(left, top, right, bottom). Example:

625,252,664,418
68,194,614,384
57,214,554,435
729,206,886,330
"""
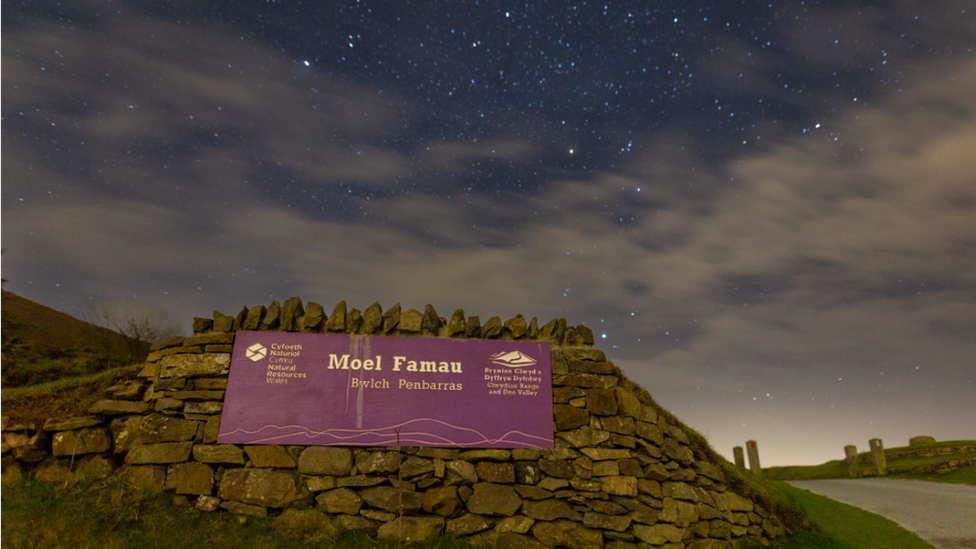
869,438,887,476
746,440,761,476
844,445,860,478
733,446,746,470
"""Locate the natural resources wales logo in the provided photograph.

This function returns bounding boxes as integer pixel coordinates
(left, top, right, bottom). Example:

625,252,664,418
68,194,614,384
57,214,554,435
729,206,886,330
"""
246,343,267,362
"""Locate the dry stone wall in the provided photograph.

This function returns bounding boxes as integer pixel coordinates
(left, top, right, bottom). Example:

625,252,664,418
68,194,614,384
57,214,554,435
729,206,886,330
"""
2,298,788,549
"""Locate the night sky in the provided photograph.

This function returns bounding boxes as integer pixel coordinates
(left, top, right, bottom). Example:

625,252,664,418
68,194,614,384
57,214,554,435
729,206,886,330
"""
3,0,974,466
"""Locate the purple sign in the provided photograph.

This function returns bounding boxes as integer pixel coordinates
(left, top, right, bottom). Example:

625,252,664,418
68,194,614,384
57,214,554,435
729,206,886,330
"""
218,332,553,448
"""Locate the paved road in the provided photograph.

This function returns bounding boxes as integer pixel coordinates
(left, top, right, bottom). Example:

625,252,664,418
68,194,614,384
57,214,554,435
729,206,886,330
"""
788,479,976,549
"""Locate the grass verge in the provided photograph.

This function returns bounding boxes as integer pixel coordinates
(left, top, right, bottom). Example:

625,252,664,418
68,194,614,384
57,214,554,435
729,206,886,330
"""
1,475,479,549
752,481,935,549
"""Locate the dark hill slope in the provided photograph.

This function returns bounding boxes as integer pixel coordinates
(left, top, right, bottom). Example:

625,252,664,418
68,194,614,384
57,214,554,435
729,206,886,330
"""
1,290,148,387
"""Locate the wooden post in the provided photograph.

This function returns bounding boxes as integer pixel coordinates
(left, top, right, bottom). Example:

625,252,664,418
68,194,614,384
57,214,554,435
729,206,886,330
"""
869,438,887,476
733,446,746,470
844,445,860,478
746,440,761,476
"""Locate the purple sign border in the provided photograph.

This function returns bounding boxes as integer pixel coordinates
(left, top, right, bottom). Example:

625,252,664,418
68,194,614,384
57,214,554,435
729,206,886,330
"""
218,332,554,448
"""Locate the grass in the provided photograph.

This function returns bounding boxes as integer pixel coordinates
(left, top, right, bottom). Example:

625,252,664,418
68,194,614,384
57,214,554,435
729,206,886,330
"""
752,481,936,549
764,440,976,485
888,464,976,485
0,475,480,549
1,365,143,428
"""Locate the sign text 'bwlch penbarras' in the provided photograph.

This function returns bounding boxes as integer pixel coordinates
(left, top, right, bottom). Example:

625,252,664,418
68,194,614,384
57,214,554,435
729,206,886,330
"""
218,332,554,448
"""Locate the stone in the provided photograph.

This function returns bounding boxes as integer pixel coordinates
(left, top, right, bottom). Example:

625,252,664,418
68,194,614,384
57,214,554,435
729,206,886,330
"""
303,302,326,332
660,498,700,526
196,495,222,512
221,500,268,517
662,482,700,502
355,451,401,474
337,475,387,488
382,302,401,332
447,309,466,337
298,447,353,476
154,398,183,412
213,311,235,332
89,400,151,415
465,316,482,337
111,414,201,449
662,438,694,463
327,301,347,332
378,516,445,542
466,483,522,517
183,332,236,347
125,465,167,491
260,301,281,330
591,461,620,477
504,315,527,339
193,317,214,333
423,486,460,516
598,476,637,497
168,390,225,401
513,485,553,501
165,462,213,495
447,514,494,536
477,462,516,483
515,461,542,485
910,435,936,446
554,405,590,431
558,427,611,448
151,336,185,351
245,445,297,468
553,374,603,388
242,305,266,330
400,456,434,479
279,297,304,331
532,520,604,549
203,416,221,443
159,353,231,378
361,486,424,514
570,477,602,492
601,417,636,436
585,388,618,415
192,444,245,464
362,302,383,333
632,523,683,544
523,499,581,521
539,459,575,479
583,512,632,532
316,488,363,515
361,509,396,522
394,308,420,332
219,468,303,508
125,442,193,464
422,304,443,334
52,427,112,456
43,417,103,432
184,402,223,414
304,476,337,492
444,460,479,485
460,449,512,461
346,309,363,333
694,461,725,483
480,316,503,338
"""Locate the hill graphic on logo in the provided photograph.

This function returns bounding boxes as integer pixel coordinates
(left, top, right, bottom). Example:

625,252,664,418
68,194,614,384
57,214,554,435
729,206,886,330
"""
489,350,537,368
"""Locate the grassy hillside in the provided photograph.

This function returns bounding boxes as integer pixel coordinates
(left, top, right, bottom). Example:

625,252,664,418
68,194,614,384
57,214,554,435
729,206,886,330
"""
764,440,976,485
2,290,149,388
